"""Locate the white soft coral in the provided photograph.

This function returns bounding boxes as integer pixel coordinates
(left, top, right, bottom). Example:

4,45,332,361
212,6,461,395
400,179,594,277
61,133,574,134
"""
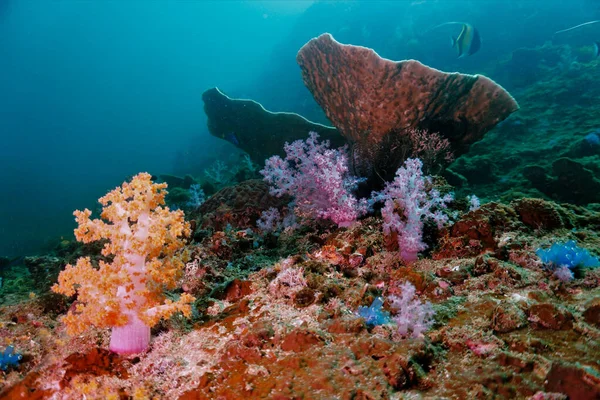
372,158,453,263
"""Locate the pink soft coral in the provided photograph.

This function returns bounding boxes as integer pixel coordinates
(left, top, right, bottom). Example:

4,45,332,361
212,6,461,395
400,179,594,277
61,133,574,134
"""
372,158,453,263
260,132,367,227
389,282,435,338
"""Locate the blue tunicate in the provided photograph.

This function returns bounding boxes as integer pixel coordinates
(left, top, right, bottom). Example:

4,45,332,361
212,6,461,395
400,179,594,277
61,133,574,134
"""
584,132,600,146
357,297,391,327
536,240,599,269
0,345,22,371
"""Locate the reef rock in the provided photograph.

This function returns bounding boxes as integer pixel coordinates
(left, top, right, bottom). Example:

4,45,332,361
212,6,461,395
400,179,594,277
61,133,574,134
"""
523,158,600,205
194,179,289,231
202,87,343,164
297,33,519,178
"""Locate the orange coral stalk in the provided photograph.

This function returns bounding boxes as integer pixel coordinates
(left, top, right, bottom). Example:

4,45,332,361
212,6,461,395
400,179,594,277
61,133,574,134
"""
52,172,194,354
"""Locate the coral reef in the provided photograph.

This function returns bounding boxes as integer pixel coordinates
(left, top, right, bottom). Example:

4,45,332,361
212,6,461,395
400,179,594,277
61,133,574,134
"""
3,21,600,400
1,193,600,398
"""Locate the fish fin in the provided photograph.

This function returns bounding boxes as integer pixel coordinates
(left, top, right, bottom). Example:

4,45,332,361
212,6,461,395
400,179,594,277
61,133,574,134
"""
451,36,457,47
595,42,600,58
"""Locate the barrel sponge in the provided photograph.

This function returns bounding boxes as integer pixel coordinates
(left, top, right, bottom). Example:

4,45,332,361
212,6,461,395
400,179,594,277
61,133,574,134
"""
296,33,519,176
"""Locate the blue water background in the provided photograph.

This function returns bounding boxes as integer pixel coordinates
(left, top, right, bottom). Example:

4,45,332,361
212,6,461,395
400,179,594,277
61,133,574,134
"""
0,0,595,256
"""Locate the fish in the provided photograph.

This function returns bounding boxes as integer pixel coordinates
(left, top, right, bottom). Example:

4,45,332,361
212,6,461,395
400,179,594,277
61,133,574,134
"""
553,20,600,57
423,22,481,58
451,23,481,58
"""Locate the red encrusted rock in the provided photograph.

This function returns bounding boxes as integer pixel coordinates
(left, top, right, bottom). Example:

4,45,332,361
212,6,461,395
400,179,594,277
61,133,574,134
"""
212,279,253,302
297,33,518,175
294,287,317,308
472,255,500,276
60,348,129,389
379,352,414,390
196,179,289,230
495,352,535,373
527,303,573,330
325,317,365,334
491,301,528,333
221,340,263,365
512,198,569,231
280,329,324,352
436,265,470,285
434,203,521,259
544,362,600,400
583,297,600,328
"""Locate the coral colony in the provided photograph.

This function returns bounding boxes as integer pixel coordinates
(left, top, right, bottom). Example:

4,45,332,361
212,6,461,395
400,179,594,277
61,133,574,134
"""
260,131,368,227
52,173,194,354
371,158,454,263
2,30,600,400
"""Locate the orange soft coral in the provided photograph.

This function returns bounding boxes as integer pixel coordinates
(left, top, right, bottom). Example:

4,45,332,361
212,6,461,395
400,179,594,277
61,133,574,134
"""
52,172,195,354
